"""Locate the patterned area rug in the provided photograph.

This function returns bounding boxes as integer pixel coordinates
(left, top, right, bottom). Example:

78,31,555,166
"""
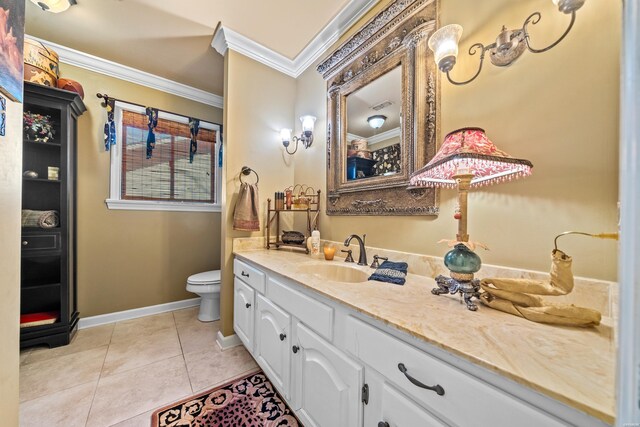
152,369,300,426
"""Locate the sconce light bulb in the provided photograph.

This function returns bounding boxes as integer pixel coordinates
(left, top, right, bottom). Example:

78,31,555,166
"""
280,128,292,143
300,115,316,134
428,24,463,72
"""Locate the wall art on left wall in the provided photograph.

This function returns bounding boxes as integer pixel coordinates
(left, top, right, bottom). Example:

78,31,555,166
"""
0,0,25,103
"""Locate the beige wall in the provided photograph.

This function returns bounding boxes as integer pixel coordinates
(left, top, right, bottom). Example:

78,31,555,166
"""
58,64,223,317
0,97,23,425
220,51,296,335
294,0,620,282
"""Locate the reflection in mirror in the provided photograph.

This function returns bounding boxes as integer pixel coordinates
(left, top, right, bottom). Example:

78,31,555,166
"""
346,66,402,181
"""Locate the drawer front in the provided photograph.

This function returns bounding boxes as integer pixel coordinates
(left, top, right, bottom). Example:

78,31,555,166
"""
22,233,61,252
234,258,266,294
346,316,565,427
381,382,447,427
267,276,333,341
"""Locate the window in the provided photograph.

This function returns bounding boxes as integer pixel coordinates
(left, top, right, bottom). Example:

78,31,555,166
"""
106,102,221,212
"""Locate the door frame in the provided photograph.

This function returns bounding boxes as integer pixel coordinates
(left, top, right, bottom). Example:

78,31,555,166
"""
617,0,640,425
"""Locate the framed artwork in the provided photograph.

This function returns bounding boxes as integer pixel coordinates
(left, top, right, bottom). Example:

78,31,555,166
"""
0,0,25,103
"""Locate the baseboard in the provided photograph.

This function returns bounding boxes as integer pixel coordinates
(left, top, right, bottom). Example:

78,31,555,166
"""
78,298,201,329
216,330,242,350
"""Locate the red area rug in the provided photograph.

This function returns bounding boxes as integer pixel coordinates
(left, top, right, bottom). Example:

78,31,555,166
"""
151,369,300,426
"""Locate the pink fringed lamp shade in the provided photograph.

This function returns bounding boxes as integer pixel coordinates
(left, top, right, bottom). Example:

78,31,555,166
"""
410,128,533,188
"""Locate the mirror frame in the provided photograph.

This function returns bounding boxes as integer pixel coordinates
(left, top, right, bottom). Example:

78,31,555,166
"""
317,0,440,216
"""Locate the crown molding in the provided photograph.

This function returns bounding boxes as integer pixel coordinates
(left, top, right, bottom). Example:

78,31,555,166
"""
368,127,401,145
347,127,401,145
212,0,379,78
27,35,224,109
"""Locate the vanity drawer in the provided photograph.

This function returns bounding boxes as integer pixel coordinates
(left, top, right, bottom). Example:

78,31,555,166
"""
346,316,565,427
21,232,61,253
234,258,266,294
267,276,333,341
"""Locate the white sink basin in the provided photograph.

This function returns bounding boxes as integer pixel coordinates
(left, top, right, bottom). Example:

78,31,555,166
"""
300,264,370,283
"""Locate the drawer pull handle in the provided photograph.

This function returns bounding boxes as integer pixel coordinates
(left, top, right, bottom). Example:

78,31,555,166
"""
279,333,287,341
245,303,252,308
241,271,250,277
398,363,445,396
378,422,390,427
292,345,300,354
22,241,28,246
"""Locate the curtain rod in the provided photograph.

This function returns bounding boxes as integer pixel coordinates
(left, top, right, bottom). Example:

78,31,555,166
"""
95,93,223,130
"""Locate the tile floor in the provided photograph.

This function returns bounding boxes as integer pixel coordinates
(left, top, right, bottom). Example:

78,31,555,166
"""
19,307,258,427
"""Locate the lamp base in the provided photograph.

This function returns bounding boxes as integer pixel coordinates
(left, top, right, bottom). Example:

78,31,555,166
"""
432,274,481,311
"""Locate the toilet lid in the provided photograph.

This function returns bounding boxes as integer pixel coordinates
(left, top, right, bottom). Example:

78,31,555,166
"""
187,270,221,285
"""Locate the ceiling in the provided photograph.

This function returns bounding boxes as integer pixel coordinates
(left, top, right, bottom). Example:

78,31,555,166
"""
25,0,354,96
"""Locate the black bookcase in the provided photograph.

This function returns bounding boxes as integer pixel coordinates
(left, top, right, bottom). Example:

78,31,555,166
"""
20,82,86,349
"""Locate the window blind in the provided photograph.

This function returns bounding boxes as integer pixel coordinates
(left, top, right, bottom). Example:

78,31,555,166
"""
121,110,216,203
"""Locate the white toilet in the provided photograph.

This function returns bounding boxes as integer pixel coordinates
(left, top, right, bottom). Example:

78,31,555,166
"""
186,270,221,322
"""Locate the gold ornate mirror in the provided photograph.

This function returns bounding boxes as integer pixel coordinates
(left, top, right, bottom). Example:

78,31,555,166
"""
317,0,440,216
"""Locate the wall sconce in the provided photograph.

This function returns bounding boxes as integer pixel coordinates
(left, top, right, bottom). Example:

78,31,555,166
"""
30,0,77,13
429,0,586,85
280,115,316,155
367,115,387,129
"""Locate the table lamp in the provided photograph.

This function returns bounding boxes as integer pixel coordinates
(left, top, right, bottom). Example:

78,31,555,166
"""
409,127,533,310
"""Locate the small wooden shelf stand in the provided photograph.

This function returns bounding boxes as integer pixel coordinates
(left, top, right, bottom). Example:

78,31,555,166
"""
266,190,321,253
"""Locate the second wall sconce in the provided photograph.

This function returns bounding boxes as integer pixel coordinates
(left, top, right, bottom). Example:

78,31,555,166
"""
429,0,586,85
281,115,316,155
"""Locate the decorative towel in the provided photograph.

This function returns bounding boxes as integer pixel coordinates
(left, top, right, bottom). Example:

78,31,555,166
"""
189,118,200,163
233,183,260,231
22,210,59,229
479,250,602,327
103,97,116,151
369,260,408,285
146,107,159,159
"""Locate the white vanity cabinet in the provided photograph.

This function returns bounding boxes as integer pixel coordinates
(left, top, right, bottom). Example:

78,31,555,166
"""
292,322,364,427
255,294,291,398
233,255,604,427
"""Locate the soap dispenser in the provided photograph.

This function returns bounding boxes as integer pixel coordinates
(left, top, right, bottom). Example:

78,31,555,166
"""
310,229,321,258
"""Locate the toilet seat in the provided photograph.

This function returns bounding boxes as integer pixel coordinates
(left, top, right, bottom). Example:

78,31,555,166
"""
187,270,221,285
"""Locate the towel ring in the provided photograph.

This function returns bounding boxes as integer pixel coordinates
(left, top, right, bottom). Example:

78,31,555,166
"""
240,166,259,185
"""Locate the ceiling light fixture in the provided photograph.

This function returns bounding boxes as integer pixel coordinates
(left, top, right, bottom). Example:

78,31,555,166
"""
280,115,316,155
367,115,387,129
30,0,77,13
429,0,586,85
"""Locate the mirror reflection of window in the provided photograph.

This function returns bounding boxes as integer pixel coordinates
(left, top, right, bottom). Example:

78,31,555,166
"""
346,66,402,181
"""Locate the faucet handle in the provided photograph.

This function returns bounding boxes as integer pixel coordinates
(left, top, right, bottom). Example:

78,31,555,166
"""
370,255,388,269
341,249,354,263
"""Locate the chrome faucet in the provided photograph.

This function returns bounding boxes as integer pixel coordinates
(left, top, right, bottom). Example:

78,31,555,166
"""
344,234,367,266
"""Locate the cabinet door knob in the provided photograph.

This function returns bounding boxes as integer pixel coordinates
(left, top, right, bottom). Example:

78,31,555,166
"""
241,271,250,277
292,345,300,354
245,303,251,308
398,363,445,396
22,241,28,246
279,333,287,341
378,422,390,427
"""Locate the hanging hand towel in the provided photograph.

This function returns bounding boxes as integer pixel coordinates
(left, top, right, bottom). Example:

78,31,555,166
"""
233,182,260,231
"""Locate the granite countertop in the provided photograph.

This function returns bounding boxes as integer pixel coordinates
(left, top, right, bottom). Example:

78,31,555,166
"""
234,248,616,424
